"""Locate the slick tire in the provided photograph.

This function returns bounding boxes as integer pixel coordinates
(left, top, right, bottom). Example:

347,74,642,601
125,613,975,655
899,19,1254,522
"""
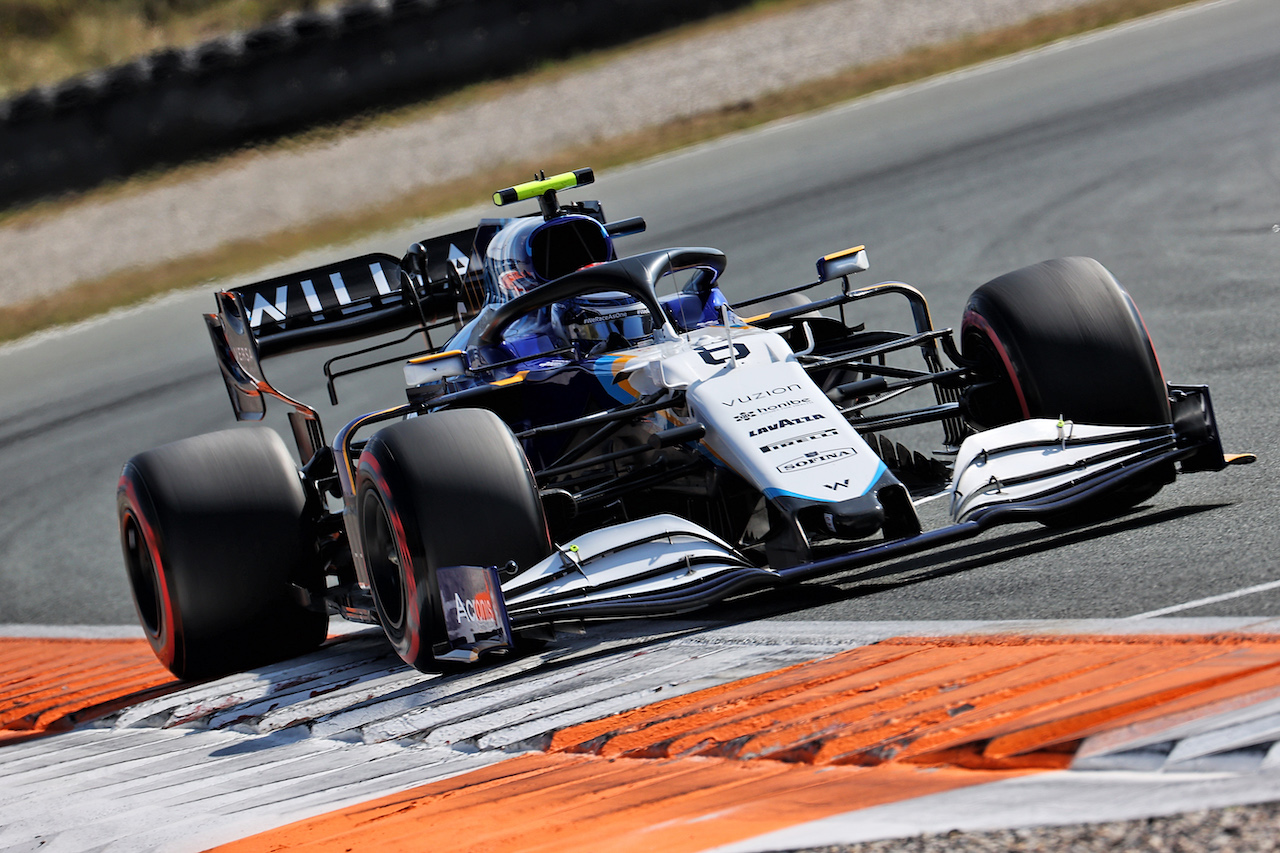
960,256,1174,524
356,408,551,672
118,428,328,680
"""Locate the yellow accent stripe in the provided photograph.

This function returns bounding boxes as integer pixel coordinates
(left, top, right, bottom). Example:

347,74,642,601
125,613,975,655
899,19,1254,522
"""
822,245,866,262
492,371,529,387
406,349,464,365
1225,453,1257,465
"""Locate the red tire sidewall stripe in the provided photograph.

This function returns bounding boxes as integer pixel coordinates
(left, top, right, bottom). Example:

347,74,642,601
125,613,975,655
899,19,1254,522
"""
962,307,1031,421
358,453,420,664
118,473,178,671
1122,291,1168,391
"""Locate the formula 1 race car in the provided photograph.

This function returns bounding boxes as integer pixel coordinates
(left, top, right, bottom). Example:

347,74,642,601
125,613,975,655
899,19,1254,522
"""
118,168,1249,679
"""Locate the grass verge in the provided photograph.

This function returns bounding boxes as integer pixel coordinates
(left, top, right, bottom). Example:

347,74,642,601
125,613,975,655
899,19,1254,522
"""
0,0,1200,344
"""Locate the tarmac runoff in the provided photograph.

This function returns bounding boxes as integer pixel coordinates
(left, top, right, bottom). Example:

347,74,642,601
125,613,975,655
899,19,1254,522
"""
3,618,1280,852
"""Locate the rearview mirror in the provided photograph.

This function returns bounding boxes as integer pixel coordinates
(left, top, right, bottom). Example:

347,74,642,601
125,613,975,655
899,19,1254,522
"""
816,246,868,282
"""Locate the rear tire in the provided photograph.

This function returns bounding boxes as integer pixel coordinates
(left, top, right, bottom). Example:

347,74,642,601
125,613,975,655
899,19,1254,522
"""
960,257,1174,522
356,408,551,671
118,428,328,680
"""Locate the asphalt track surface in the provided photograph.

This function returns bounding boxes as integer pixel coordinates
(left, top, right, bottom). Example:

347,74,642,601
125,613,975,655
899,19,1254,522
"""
0,0,1277,632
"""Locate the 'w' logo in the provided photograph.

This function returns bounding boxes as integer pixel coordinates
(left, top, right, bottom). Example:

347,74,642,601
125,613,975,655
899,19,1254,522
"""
824,480,850,491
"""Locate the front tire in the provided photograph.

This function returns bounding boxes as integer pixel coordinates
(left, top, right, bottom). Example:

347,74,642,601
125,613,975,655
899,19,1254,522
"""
961,256,1170,428
356,408,551,671
960,257,1174,522
118,428,328,680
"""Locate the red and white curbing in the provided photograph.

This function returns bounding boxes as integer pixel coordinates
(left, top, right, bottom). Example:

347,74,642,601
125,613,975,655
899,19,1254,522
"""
2,618,1279,851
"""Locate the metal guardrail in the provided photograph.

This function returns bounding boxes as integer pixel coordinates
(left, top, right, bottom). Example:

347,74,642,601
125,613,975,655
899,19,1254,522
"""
0,0,754,208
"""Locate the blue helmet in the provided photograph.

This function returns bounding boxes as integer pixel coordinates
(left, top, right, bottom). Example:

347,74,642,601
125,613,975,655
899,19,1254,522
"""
553,291,654,352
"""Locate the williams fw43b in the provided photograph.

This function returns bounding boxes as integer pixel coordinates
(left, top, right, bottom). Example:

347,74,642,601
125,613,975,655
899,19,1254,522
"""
118,168,1252,679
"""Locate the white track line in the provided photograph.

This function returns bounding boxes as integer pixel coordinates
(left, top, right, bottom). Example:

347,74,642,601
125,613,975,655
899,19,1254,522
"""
1127,579,1280,619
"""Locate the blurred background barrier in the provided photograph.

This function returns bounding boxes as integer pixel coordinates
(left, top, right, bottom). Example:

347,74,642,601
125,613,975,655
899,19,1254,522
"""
0,0,752,208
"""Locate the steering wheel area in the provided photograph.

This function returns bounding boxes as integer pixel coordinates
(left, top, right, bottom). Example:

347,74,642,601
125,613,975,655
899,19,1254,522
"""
475,247,727,348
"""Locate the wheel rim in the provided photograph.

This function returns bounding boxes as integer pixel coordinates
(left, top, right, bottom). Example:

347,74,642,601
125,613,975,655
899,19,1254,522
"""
361,491,406,635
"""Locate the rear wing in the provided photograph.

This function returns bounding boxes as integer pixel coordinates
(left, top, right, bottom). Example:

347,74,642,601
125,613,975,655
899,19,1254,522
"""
228,252,408,356
201,171,634,463
215,228,486,357
203,228,487,463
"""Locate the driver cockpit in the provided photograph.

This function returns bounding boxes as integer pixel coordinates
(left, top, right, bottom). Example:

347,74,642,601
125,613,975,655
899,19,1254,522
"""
477,170,666,355
458,169,726,366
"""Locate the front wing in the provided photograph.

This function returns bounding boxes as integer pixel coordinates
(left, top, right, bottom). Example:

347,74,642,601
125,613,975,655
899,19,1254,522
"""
433,385,1244,659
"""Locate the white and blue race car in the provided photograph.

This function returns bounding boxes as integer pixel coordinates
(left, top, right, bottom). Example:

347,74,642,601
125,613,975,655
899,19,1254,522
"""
117,168,1248,678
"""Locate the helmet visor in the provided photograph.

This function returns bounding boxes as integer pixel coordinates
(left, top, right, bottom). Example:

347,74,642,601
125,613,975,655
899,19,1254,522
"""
561,293,653,347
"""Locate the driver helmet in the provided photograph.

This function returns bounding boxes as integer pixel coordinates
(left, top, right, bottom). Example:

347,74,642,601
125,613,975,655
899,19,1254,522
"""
553,291,654,352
